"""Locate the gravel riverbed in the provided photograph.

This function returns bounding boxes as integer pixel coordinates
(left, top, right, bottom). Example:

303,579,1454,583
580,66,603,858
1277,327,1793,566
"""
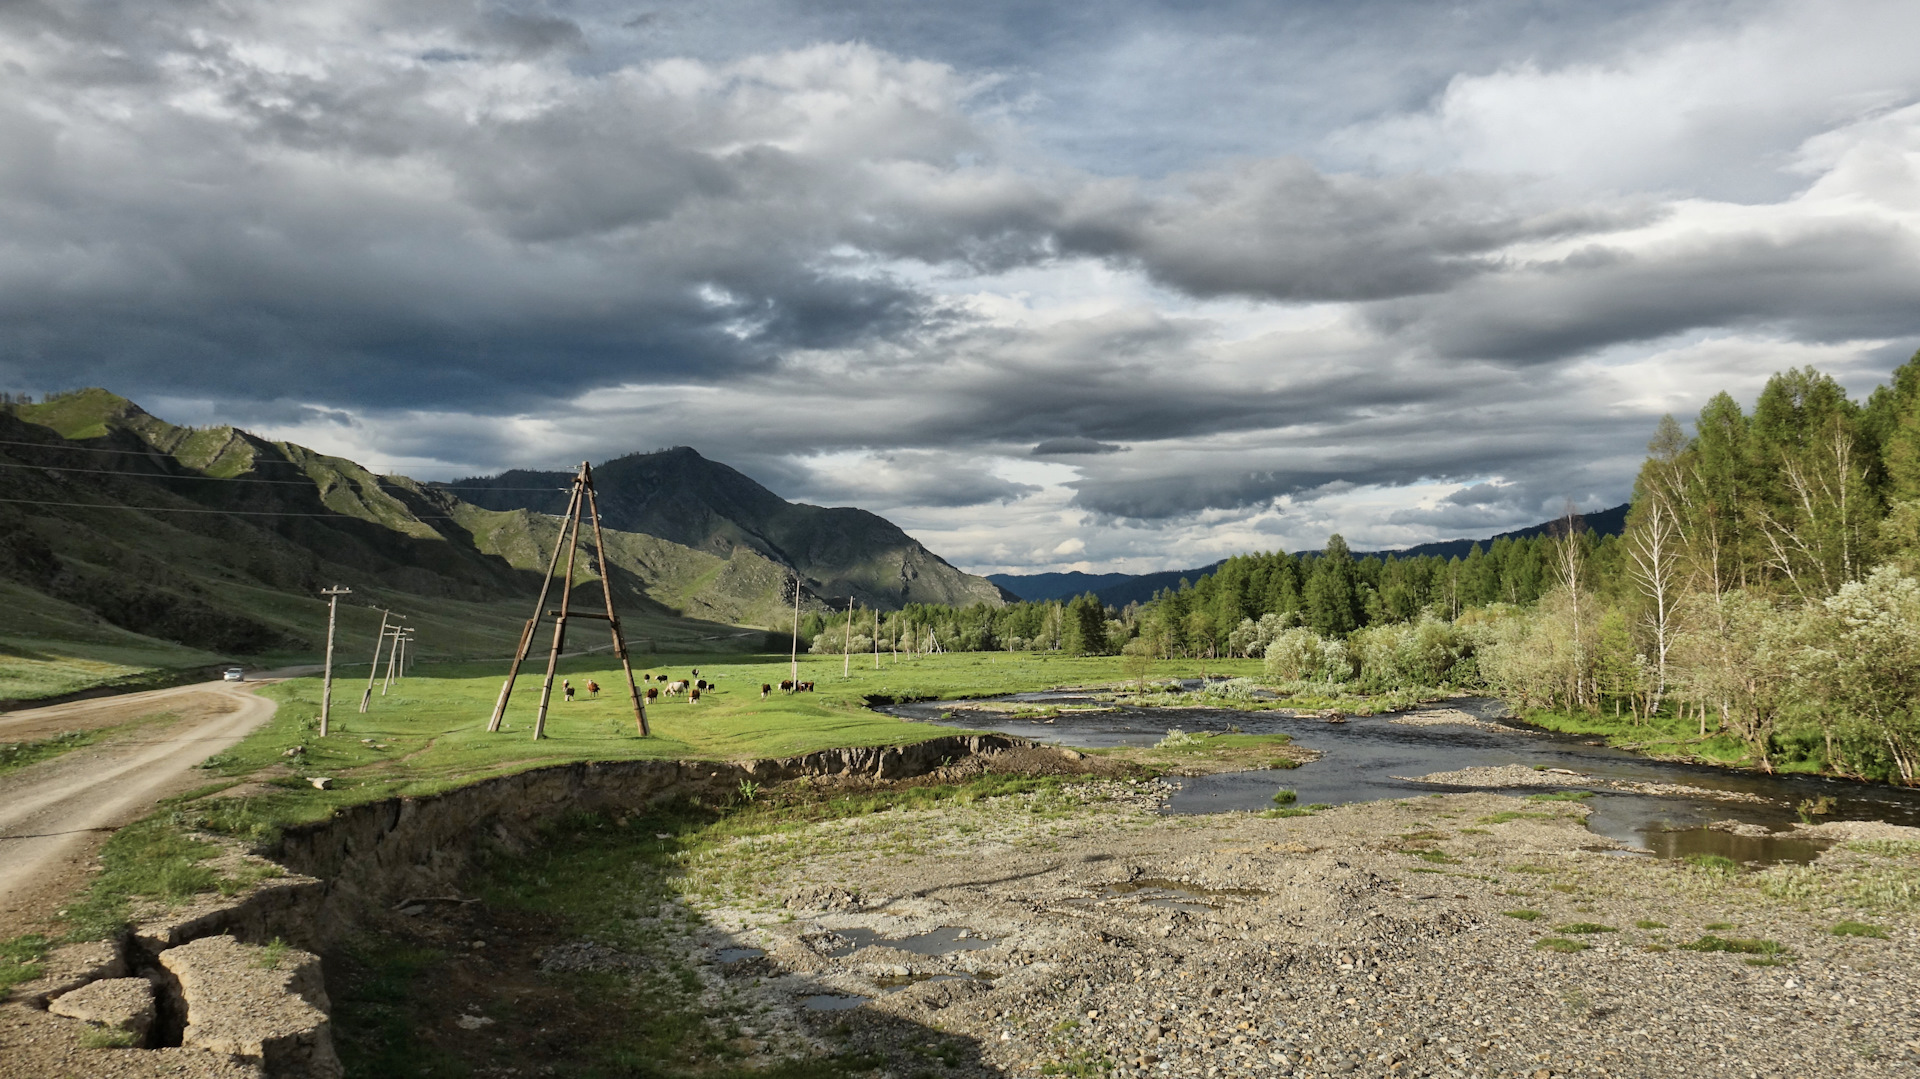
679,782,1920,1079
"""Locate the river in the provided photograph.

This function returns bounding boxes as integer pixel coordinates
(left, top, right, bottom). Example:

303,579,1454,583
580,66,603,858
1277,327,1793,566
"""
886,688,1920,864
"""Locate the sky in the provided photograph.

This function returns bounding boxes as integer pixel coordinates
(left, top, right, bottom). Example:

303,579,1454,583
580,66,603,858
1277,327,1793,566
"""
3,0,1919,574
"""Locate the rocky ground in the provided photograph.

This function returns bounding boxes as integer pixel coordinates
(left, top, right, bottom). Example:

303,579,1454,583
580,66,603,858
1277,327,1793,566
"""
669,781,1920,1079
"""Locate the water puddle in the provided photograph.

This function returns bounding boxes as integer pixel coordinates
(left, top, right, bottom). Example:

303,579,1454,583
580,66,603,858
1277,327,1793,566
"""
715,947,765,964
799,994,867,1011
822,926,996,958
1642,827,1830,865
1099,878,1263,912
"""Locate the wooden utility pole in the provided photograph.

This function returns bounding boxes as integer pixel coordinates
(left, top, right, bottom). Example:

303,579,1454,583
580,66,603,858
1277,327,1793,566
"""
582,473,649,735
488,462,648,739
380,625,403,695
843,597,854,678
788,571,801,691
359,610,398,713
318,586,351,737
873,608,880,669
488,481,581,732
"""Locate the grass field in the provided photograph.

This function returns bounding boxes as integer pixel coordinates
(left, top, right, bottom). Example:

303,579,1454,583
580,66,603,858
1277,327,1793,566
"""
193,651,1263,830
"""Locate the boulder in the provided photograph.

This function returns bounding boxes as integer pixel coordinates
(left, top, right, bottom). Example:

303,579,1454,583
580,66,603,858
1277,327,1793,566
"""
49,977,155,1043
159,935,341,1079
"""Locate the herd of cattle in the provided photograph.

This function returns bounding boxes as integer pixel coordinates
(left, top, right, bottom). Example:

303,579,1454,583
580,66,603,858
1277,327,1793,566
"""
633,670,816,705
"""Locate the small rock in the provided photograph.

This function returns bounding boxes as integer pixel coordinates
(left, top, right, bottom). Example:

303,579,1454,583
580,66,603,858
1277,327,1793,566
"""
454,1013,495,1030
49,977,155,1043
309,777,332,790
398,905,427,917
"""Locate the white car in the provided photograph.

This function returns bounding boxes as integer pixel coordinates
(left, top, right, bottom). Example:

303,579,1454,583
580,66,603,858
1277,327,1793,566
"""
222,667,246,682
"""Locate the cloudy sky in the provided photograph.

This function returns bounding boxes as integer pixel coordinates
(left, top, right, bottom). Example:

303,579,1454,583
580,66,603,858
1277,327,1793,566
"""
4,1,1919,574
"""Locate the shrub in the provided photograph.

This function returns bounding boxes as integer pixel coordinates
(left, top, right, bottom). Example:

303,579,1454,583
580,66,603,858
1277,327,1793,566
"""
1263,629,1353,683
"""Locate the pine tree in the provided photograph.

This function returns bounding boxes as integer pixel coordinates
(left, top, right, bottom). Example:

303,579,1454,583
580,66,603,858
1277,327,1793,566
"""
1305,535,1361,636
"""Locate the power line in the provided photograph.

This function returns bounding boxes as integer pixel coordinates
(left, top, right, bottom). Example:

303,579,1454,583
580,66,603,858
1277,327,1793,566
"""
0,459,566,490
0,439,567,490
0,496,458,519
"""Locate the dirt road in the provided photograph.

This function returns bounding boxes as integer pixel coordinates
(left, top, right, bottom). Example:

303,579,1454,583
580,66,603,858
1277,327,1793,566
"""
0,681,281,937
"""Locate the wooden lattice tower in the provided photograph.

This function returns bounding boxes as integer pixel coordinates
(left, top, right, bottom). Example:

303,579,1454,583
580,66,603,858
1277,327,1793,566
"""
486,462,649,739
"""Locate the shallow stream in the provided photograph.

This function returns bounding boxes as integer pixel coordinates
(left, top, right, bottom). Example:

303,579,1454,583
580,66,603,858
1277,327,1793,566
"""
887,689,1920,864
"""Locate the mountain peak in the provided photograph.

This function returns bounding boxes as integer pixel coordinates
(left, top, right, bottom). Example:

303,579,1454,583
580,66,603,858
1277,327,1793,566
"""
448,448,1009,611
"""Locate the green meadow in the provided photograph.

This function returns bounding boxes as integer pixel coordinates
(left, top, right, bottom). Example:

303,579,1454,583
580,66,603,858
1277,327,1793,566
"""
200,651,1265,828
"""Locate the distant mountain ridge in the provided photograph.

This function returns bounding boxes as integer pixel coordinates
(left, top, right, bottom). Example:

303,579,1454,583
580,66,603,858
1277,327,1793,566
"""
445,448,1011,611
992,503,1631,607
985,570,1142,602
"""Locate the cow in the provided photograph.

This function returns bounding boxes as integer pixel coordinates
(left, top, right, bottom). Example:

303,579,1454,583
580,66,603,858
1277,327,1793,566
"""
780,679,794,692
691,668,700,677
666,680,689,695
696,679,708,691
689,688,701,704
645,687,659,702
761,683,772,699
799,680,815,692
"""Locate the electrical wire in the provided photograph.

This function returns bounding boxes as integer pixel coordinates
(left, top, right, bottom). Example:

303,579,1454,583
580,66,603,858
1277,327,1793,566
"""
0,439,570,490
0,459,567,491
0,495,460,518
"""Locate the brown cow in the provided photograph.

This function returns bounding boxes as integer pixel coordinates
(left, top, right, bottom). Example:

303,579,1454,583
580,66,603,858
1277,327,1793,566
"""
689,688,701,704
645,687,659,702
780,679,793,691
761,683,772,699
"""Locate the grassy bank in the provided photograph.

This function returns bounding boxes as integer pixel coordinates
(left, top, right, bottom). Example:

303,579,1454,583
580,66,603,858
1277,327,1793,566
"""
1512,708,1809,773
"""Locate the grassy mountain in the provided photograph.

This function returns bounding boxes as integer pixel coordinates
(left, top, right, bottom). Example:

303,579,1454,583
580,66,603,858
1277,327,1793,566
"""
0,391,879,699
447,448,1012,611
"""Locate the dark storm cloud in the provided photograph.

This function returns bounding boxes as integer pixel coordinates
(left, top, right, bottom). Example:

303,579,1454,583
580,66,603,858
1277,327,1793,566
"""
1369,222,1920,364
1031,438,1126,456
2,0,1917,563
1054,161,1648,302
0,0,1684,418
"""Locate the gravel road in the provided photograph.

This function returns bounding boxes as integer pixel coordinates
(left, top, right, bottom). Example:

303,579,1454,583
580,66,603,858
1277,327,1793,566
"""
0,681,279,937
